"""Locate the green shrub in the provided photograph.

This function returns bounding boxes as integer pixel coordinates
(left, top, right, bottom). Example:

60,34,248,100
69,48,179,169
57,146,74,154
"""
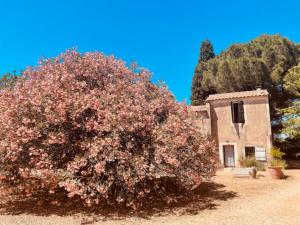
238,156,266,171
239,156,256,167
270,147,287,169
270,147,285,159
255,162,266,171
270,159,287,169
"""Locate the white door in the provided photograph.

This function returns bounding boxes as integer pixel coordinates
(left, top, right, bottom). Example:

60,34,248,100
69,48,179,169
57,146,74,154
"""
224,145,235,167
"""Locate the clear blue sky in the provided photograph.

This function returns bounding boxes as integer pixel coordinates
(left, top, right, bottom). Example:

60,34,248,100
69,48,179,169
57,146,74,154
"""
1,0,300,103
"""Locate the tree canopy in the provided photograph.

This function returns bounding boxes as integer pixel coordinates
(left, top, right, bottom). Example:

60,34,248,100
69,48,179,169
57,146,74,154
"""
191,34,300,135
191,40,215,105
284,63,300,96
281,63,300,139
198,40,215,62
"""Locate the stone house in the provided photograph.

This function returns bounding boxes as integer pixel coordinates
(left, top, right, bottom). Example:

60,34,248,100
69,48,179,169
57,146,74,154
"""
190,89,273,168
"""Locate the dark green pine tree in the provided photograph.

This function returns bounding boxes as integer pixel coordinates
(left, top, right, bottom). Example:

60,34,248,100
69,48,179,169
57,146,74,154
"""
191,40,215,105
199,40,215,62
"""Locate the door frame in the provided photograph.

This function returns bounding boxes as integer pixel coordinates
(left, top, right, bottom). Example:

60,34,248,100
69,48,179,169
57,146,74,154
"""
219,142,237,167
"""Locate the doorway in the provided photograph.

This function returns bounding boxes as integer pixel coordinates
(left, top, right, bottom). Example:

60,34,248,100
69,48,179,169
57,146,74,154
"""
223,145,235,167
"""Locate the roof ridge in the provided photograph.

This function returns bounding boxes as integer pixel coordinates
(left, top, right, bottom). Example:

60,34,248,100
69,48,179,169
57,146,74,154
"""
206,89,269,101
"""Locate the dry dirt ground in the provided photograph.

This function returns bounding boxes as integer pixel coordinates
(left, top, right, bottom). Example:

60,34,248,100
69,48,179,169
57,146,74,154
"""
1,166,300,225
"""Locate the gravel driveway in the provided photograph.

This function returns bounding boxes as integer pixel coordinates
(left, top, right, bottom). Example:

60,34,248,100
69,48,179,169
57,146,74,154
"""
1,169,300,225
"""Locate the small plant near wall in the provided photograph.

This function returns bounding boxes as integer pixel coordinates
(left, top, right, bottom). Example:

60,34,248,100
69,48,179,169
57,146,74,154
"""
270,160,287,169
268,147,287,179
239,156,265,171
239,156,256,167
270,147,287,169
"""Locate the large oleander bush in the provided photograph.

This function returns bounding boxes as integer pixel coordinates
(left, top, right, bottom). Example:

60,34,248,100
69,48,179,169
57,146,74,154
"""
0,50,217,208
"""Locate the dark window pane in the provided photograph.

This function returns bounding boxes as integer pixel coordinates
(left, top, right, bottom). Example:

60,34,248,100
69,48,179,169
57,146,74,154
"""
232,102,239,123
245,146,255,157
231,102,234,122
238,101,245,123
231,101,245,123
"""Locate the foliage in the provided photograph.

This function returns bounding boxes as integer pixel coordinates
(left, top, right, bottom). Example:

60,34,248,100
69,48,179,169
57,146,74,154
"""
275,138,300,158
281,101,300,139
284,63,300,95
255,162,266,172
238,156,265,171
239,156,256,167
270,147,285,159
270,159,287,169
198,40,215,63
191,40,215,105
0,72,19,90
269,147,287,169
281,63,300,139
190,34,300,134
0,50,218,208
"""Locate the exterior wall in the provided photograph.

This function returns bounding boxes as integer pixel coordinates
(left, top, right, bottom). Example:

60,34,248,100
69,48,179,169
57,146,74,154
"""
209,96,272,167
189,110,210,136
189,104,211,137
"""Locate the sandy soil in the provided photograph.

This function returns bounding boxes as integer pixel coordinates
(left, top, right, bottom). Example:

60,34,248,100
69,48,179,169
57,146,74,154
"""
1,168,300,225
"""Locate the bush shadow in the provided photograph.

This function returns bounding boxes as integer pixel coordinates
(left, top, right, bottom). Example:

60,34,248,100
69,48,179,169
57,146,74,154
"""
0,181,237,222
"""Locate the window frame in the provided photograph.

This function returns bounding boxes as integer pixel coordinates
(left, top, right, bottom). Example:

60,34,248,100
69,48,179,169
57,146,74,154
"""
243,146,267,162
231,101,245,124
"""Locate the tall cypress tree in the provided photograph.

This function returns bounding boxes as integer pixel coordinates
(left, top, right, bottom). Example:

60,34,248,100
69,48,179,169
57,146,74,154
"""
199,40,215,62
191,40,215,105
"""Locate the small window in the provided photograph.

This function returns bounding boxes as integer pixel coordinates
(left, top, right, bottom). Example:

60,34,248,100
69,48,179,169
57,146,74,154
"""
244,146,267,161
245,146,255,158
231,101,245,123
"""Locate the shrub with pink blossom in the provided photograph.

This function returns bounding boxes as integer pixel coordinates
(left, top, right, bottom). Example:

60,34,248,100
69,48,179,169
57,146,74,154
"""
0,50,217,208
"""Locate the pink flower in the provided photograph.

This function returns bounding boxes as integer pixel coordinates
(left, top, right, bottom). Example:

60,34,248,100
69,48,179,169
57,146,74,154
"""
0,50,217,208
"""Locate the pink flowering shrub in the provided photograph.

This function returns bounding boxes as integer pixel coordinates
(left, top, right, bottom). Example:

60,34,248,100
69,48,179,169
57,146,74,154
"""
0,50,217,207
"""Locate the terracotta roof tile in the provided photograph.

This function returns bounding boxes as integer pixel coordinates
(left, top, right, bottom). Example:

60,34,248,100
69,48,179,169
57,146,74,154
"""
206,89,269,101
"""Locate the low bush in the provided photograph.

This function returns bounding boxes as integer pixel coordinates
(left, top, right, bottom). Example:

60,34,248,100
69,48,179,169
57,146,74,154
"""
269,147,287,169
0,50,218,208
239,156,265,171
270,159,287,169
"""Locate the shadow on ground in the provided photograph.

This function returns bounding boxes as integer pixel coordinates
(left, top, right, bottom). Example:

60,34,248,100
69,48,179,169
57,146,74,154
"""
0,182,237,223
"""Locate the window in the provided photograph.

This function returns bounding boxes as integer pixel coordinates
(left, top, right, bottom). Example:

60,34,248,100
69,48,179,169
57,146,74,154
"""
231,101,245,123
244,146,267,161
255,147,267,161
245,146,255,158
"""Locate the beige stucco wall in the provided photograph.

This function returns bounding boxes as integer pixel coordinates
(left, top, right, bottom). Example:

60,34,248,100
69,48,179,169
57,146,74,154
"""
189,110,210,136
209,96,273,167
189,103,211,137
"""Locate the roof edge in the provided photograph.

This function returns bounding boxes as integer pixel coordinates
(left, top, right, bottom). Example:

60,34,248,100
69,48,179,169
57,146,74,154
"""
205,89,269,102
